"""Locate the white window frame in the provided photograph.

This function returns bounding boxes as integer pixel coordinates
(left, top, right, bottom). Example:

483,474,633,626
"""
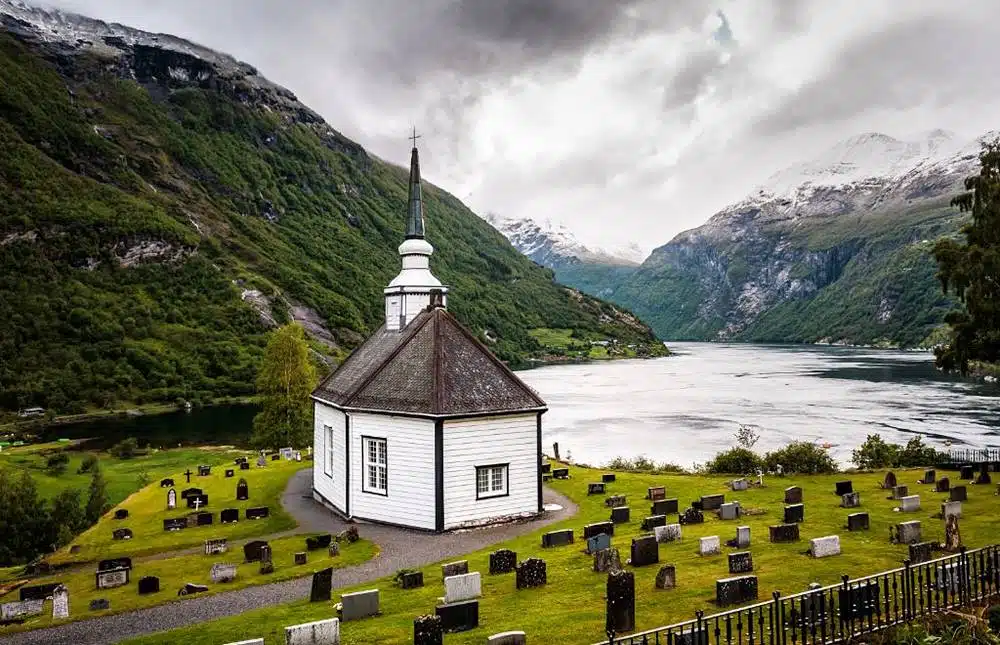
362,436,388,496
475,463,509,500
323,424,334,478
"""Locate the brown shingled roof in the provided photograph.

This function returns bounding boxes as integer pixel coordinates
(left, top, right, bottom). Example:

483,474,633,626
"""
312,307,547,416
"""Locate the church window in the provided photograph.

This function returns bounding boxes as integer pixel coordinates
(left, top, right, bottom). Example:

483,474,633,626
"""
323,425,333,477
363,436,387,495
475,464,508,499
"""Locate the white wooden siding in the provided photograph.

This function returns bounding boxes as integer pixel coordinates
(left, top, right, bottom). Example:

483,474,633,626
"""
349,413,436,530
313,402,346,513
442,414,539,529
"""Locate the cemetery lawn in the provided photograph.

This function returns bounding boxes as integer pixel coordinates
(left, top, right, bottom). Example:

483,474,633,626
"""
0,535,376,635
124,464,1000,645
47,457,305,565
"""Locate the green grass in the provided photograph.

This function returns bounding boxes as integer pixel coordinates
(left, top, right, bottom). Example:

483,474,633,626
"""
0,535,376,635
121,463,1000,645
528,328,666,360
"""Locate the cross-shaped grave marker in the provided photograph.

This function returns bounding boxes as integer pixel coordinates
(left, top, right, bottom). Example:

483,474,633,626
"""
184,469,193,483
191,497,203,512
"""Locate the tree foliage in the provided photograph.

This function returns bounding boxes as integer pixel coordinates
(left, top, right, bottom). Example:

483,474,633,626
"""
852,434,942,470
251,324,316,450
933,138,1000,373
85,464,110,524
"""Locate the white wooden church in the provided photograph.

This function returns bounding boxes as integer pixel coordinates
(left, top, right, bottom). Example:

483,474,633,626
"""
311,139,548,531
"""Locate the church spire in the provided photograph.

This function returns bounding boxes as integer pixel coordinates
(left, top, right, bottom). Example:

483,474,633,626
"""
405,128,425,240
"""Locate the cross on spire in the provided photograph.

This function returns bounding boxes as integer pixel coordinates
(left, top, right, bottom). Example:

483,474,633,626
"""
409,126,421,148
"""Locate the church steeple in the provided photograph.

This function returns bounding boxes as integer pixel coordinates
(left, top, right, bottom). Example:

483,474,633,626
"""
383,130,448,332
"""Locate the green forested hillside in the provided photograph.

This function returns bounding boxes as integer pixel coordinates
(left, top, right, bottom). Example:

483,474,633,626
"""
0,31,665,414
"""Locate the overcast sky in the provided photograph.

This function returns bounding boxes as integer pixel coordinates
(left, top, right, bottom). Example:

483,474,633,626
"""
36,0,1000,254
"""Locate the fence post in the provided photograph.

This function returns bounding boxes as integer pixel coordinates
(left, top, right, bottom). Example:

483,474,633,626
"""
902,559,913,621
960,546,970,605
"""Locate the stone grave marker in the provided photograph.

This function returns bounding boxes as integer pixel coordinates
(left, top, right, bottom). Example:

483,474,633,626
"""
717,575,758,607
186,493,209,509
922,469,936,484
160,478,174,488
647,486,666,500
606,570,635,634
95,567,129,590
959,464,975,480
699,536,721,556
167,488,177,510
896,520,922,544
98,557,132,573
246,506,269,520
593,547,622,573
515,558,547,589
489,549,517,575
294,552,307,565
236,478,249,501
204,538,228,555
839,492,860,509
225,469,234,478
414,614,443,645
941,500,962,520
540,462,551,474
936,477,951,492
177,583,209,596
944,514,962,551
180,487,202,499
839,582,881,620
900,495,921,512
784,486,803,504
936,562,969,591
0,599,44,623
835,481,853,496
185,513,200,529
976,464,992,485
652,498,679,516
328,543,340,557
654,523,682,543
655,564,676,590
610,506,630,524
240,461,250,471
605,494,626,508
442,560,468,577
588,482,606,495
729,525,751,548
883,472,897,489
731,478,749,491
280,446,294,460
541,529,574,548
310,567,333,602
586,533,612,554
243,540,269,563
630,535,659,566
583,521,614,540
719,502,741,520
51,585,69,620
809,535,841,558
701,494,725,510
137,576,160,594
679,507,704,524
221,508,239,524
112,528,133,541
306,534,333,551
337,526,360,543
341,589,380,621
196,512,213,526
847,513,870,531
88,599,110,612
284,618,340,643
728,551,753,573
436,599,479,633
197,465,211,476
890,485,909,500
784,503,805,524
399,570,424,589
602,473,616,483
909,541,934,564
114,509,128,520
769,524,800,543
259,544,273,574
552,467,569,479
488,631,527,645
19,582,62,601
641,514,667,531
443,572,481,604
950,486,967,502
271,454,280,461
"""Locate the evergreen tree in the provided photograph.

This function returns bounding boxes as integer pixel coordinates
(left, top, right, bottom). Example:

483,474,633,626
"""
251,323,317,450
933,138,1000,373
85,464,110,524
0,469,54,565
51,487,87,547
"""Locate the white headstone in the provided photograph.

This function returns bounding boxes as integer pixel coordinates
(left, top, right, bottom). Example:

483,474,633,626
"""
809,535,841,558
900,495,921,513
488,631,528,645
211,563,237,583
654,523,682,543
731,478,748,491
736,525,751,548
223,640,265,645
1,599,44,622
699,535,721,556
443,572,481,604
941,500,962,520
52,585,69,620
284,617,340,645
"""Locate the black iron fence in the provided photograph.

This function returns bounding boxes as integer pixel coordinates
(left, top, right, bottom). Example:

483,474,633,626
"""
597,545,1000,645
945,448,1000,464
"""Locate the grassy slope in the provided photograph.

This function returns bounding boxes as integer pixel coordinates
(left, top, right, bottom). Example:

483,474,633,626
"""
122,463,999,645
0,32,665,415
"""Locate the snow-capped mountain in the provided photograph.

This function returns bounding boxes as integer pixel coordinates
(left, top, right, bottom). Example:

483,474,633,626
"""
485,213,646,269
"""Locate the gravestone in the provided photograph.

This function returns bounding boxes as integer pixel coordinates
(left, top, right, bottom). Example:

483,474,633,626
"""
679,507,704,525
583,521,614,540
731,478,749,491
186,493,209,509
655,564,677,589
0,599,44,623
436,599,479,633
236,478,249,501
654,523,682,543
552,468,569,479
167,488,177,510
515,558,547,589
196,512,213,526
271,454,279,461
294,552,307,565
240,462,250,471
841,492,861,508
184,469,193,483
699,536,721,556
328,543,340,557
784,503,804,524
606,570,635,634
114,509,128,520
541,529,574,548
488,631,527,645
847,512,870,531
641,514,667,531
181,487,203,499
256,455,266,468
95,567,129,590
896,520,922,544
540,463,551,474
960,464,975,480
341,589,380,621
414,614,444,645
185,513,200,529
769,524,800,543
259,545,273,574
941,500,962,520
909,541,934,564
923,469,936,484
283,618,340,643
936,477,951,492
950,486,967,502
891,485,909,500
243,540,269,563
701,494,725,510
883,472,897,489
716,575,758,607
588,482,606,495
593,547,622,573
652,498,679,516
310,567,333,602
900,495,921,512
89,599,110,612
809,535,841,558
221,508,239,524
785,486,803,504
98,557,132,572
51,586,68,620
936,562,969,591
225,469,234,478
610,506,630,524
399,570,424,589
944,514,962,552
630,535,659,567
835,481,853,496
602,473,616,483
730,525,751,548
337,526,360,543
728,551,753,573
435,561,466,579
112,528,133,541
490,549,517,575
137,576,160,594
160,478,174,487
443,573,481,604
976,465,992,485
719,502,741,520
280,447,294,460
246,506,269,520
19,583,60,601
586,533,612,554
647,486,666,500
839,582,880,620
198,465,211,476
605,494,627,508
204,538,228,555
306,534,333,551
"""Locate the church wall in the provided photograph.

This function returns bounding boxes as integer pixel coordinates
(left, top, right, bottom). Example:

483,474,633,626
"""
313,402,347,513
349,412,437,530
442,413,539,529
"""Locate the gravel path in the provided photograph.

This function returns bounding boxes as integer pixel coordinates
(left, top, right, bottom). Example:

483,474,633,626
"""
0,470,578,645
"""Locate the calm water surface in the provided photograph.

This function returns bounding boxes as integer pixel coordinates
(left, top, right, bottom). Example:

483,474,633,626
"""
517,343,1000,469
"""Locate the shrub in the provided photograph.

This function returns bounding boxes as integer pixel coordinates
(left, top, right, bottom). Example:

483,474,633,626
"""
109,437,138,459
896,436,943,467
704,448,764,475
852,434,897,470
77,453,99,474
765,442,838,474
605,456,686,474
45,452,70,475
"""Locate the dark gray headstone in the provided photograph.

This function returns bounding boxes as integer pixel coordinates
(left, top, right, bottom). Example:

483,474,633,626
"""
442,560,468,577
909,541,934,564
19,582,62,601
310,567,333,602
159,478,173,487
610,506,630,524
163,517,187,531
243,540,269,563
236,478,249,501
294,552,307,565
835,481,853,496
489,549,517,575
728,552,753,574
602,473,616,483
114,509,128,520
784,504,804,524
177,583,208,596
112,528,133,541
220,508,239,524
540,463,551,474
225,469,234,478
583,521,614,540
246,506,269,520
515,558,547,589
950,486,967,502
197,465,211,476
641,515,667,531
883,472,897,489
841,492,861,508
647,486,666,500
436,599,479,633
593,547,622,573
306,534,333,550
784,486,803,504
400,571,424,589
605,494,627,508
606,570,635,634
588,482,606,495
196,512,213,526
414,614,444,645
700,494,725,510
654,564,676,589
679,507,704,525
716,575,758,607
629,535,659,567
652,498,679,516
88,599,110,612
847,512,870,531
586,533,612,554
923,469,936,483
541,529,574,548
936,477,951,493
98,557,132,572
185,493,209,509
180,487,202,499
769,524,800,543
240,461,250,471
976,465,991,485
960,465,974,480
137,576,159,595
552,468,569,479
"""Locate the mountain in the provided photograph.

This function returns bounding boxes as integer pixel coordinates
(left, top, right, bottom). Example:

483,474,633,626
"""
0,1,667,415
486,213,645,299
606,130,989,346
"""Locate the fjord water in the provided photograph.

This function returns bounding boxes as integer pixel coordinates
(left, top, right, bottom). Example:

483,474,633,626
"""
518,343,1000,469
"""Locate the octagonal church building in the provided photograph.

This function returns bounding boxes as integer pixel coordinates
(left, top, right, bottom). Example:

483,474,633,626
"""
311,140,548,531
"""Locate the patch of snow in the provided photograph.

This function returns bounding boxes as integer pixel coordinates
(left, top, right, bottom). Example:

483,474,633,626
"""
485,213,645,268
